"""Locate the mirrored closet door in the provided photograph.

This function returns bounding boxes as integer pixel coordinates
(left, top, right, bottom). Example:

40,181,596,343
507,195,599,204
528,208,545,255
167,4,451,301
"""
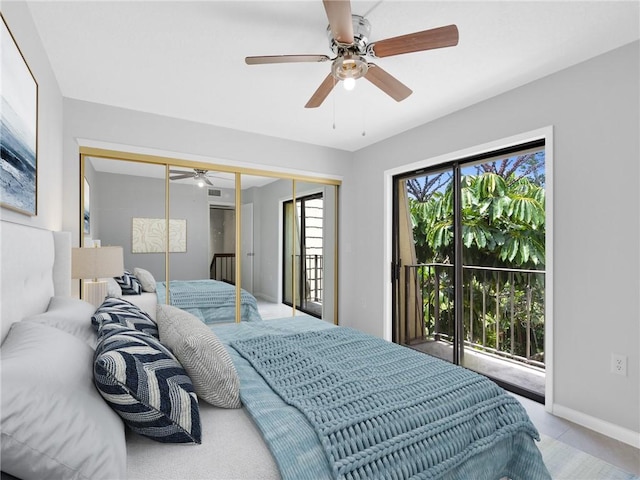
82,156,167,283
80,148,340,325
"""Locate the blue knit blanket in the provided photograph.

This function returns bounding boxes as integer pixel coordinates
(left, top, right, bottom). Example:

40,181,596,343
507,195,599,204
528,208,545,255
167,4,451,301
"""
156,280,262,323
232,327,548,480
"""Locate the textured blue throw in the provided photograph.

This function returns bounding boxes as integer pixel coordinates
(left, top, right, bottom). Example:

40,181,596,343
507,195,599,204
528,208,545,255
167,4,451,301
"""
232,327,551,480
156,280,262,323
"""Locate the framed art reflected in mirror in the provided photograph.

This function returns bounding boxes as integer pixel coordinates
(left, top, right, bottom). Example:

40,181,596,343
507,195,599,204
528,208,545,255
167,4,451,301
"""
132,217,187,253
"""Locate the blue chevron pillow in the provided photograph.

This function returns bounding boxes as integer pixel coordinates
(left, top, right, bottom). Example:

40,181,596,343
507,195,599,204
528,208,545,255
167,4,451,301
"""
114,270,142,295
94,325,201,444
92,296,158,338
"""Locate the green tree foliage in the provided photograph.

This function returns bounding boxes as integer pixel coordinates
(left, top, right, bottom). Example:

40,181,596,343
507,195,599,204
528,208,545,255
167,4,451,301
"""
410,170,545,269
407,154,546,362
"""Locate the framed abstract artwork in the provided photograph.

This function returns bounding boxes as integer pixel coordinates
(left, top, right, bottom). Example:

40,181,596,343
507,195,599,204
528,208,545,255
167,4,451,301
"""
132,218,187,253
0,14,38,216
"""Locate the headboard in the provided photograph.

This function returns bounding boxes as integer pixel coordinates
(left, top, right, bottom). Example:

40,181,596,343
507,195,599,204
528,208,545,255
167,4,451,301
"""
0,222,71,343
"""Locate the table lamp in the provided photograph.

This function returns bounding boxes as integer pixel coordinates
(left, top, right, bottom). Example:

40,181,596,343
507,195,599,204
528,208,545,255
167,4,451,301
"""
72,246,124,308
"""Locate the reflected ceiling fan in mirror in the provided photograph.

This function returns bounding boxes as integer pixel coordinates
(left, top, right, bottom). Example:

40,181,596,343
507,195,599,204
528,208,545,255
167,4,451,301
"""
245,0,459,108
169,168,214,188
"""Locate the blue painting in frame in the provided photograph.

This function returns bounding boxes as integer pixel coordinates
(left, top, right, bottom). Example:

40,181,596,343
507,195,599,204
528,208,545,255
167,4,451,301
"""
1,13,38,216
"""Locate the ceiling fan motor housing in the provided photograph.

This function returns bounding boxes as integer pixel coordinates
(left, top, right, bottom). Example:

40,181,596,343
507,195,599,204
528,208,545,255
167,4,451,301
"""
327,15,371,82
327,14,370,55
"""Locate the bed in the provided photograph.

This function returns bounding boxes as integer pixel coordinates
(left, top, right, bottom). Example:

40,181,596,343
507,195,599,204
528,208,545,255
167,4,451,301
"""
0,223,551,480
157,279,262,323
113,269,262,324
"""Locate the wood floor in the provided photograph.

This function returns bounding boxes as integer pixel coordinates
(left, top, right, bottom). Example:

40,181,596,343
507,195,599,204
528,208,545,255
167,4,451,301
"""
513,394,639,476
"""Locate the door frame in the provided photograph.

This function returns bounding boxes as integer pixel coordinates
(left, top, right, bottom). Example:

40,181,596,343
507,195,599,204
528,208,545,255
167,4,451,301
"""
281,190,324,318
383,126,554,412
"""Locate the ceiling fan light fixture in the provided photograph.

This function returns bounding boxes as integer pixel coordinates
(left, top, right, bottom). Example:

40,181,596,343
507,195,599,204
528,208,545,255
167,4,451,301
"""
343,77,356,91
193,169,208,188
331,54,368,86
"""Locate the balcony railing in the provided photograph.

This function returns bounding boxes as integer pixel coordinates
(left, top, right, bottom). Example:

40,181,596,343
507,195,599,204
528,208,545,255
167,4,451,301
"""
210,253,235,284
296,254,323,303
403,263,545,369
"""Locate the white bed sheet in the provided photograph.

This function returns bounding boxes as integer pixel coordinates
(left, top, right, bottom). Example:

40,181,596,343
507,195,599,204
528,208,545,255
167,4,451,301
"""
123,292,158,321
126,402,280,480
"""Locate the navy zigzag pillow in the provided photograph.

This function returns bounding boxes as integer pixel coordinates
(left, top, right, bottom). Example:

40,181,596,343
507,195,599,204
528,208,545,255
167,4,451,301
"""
114,270,142,295
92,296,158,338
94,326,201,444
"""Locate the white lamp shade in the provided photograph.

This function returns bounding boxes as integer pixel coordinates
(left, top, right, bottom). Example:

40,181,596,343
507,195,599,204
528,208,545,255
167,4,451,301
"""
72,246,124,279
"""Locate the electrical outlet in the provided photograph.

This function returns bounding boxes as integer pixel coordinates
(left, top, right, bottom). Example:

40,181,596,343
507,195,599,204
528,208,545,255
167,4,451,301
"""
611,354,627,376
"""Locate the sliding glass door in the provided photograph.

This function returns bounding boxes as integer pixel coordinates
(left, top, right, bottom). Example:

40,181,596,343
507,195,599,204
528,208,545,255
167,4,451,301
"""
392,141,546,401
283,192,324,318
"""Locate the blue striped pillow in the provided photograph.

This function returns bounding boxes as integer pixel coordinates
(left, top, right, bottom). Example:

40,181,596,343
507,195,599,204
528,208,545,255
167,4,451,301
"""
93,325,201,444
114,270,142,295
92,296,158,338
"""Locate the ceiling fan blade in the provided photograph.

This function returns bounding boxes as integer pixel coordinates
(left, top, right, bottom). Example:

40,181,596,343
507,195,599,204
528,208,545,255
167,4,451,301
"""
170,174,193,180
204,177,214,187
305,74,337,108
370,24,459,58
169,169,191,175
364,64,412,102
245,54,330,65
323,0,354,44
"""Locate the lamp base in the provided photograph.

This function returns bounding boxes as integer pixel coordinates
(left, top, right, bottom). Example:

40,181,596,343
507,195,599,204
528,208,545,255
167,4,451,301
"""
83,280,108,309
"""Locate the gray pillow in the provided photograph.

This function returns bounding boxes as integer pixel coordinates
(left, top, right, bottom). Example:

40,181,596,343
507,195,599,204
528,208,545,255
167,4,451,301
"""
133,267,156,293
156,304,241,408
1,321,126,480
23,296,97,349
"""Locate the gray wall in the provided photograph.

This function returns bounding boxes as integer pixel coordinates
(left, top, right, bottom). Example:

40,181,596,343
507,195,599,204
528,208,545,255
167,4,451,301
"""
248,178,292,303
92,171,209,281
344,41,639,440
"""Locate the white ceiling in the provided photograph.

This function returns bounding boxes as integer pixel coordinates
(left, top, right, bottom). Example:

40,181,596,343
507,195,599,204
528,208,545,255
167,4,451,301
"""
28,1,640,152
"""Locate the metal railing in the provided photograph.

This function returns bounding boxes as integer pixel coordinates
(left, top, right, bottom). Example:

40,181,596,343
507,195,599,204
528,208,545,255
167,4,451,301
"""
296,254,323,303
403,263,545,369
210,253,235,284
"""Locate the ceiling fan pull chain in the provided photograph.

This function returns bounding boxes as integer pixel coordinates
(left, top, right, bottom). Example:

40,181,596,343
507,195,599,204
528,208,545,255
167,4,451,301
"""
332,77,337,130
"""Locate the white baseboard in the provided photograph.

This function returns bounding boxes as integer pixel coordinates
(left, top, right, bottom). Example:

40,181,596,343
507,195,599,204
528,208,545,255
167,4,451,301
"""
254,292,277,303
552,404,640,449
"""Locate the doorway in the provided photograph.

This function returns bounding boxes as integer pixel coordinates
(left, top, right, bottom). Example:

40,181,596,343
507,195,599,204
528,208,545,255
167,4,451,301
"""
392,140,547,401
283,192,324,318
209,206,235,283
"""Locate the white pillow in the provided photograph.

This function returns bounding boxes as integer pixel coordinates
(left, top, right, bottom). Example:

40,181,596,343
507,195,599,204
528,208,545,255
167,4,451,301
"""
156,304,241,408
23,296,97,349
1,322,127,480
133,267,156,293
106,277,122,297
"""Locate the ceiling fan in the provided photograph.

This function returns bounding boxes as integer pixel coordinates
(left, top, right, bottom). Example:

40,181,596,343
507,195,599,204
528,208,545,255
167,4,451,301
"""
169,168,214,188
245,0,459,108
